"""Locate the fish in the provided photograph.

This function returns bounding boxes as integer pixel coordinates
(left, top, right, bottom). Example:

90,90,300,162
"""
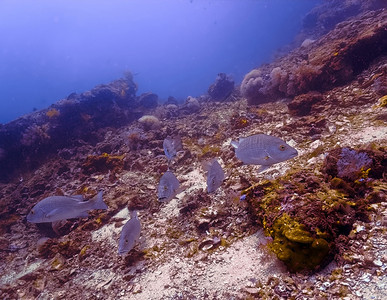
206,159,225,193
163,136,183,160
118,210,141,255
27,191,108,223
231,133,298,173
158,170,180,202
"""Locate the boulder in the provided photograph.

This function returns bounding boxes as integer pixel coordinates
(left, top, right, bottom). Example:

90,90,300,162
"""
208,73,234,101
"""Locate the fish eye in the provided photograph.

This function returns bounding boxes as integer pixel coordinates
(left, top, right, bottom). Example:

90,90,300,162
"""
279,144,286,151
30,210,34,214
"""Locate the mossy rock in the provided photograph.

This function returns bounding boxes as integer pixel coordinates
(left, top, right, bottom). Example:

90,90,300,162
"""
269,214,330,272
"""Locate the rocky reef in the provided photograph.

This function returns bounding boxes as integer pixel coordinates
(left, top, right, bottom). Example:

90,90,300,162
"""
241,8,387,106
0,4,387,300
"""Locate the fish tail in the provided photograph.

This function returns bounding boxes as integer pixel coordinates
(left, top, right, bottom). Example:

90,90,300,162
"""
92,191,108,210
230,140,239,148
130,210,138,219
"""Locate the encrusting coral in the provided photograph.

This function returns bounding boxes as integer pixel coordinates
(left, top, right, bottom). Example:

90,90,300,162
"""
245,145,386,272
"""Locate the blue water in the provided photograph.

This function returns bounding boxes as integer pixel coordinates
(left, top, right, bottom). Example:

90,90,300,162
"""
0,0,320,124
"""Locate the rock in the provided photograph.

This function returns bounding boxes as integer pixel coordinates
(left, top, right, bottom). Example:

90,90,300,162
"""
288,91,323,116
185,96,201,113
244,287,261,296
301,38,315,47
241,9,387,105
207,73,235,101
0,76,138,182
301,0,385,37
373,259,383,267
137,92,158,109
165,96,179,106
138,115,161,130
322,146,386,181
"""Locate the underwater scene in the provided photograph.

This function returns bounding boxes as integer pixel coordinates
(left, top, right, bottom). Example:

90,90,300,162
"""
0,0,387,299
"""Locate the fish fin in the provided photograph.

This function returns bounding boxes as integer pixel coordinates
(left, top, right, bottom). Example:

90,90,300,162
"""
201,159,214,172
46,208,60,218
130,210,138,219
51,220,67,235
69,195,84,201
230,140,239,148
91,191,108,210
176,185,187,194
257,165,270,173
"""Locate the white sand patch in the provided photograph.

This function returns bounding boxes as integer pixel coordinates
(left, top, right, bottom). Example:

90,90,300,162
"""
160,167,206,218
125,231,286,300
0,260,43,286
91,207,131,248
79,268,117,290
350,126,387,144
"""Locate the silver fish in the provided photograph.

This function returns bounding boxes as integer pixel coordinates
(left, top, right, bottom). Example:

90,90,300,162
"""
206,159,225,193
231,133,298,172
163,136,183,160
158,170,180,202
118,210,141,255
27,191,108,223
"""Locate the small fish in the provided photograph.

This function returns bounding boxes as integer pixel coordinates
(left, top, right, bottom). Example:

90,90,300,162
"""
158,170,180,202
118,210,141,255
231,133,298,173
163,136,183,160
27,191,108,223
206,159,225,193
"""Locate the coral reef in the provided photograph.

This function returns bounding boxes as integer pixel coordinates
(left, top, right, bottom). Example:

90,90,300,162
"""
288,91,324,116
184,96,201,113
0,76,139,182
81,153,125,175
323,146,386,182
207,73,235,101
245,144,385,272
138,115,161,131
137,92,159,109
0,3,387,299
241,9,387,105
301,0,385,37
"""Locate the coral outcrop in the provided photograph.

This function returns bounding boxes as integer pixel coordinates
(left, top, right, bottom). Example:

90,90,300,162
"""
245,145,386,272
207,73,235,101
241,9,387,105
0,77,139,182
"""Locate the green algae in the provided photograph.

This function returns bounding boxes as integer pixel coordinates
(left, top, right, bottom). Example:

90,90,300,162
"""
268,214,330,272
243,148,385,272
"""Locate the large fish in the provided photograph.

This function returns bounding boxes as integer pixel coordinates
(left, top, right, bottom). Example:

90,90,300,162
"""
118,210,141,255
158,170,180,202
231,133,298,173
163,136,183,161
206,159,225,193
27,191,108,223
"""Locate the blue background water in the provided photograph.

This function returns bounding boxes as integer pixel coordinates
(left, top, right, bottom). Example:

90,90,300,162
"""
0,0,320,124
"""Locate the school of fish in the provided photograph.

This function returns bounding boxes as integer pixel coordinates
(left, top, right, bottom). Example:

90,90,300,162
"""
27,133,298,255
